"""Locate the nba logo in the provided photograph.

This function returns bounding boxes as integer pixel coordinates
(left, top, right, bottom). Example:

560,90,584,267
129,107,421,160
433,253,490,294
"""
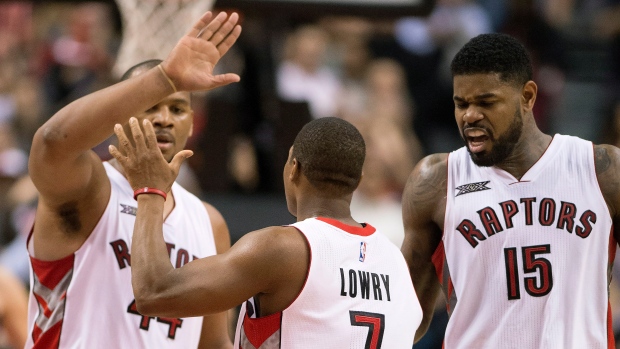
359,242,367,262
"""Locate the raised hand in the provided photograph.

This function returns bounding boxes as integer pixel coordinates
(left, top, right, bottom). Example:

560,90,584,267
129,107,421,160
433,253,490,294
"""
109,117,193,194
160,11,243,92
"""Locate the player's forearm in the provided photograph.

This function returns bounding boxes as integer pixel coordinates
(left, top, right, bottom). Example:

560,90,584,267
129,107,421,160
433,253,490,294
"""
132,195,176,315
33,67,172,158
414,305,434,343
412,273,442,343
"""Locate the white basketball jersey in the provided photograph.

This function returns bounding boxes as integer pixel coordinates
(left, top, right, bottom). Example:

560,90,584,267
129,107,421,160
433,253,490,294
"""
233,217,421,349
442,135,615,349
26,162,218,349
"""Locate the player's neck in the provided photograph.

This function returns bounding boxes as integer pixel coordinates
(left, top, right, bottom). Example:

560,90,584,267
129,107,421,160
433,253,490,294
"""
495,127,552,180
295,195,358,226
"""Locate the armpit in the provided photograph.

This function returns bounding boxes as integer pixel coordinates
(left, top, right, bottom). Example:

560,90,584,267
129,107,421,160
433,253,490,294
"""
57,201,82,234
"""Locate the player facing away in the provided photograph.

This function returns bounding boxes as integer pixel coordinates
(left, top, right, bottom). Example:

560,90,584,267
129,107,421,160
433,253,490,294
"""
26,12,241,348
401,33,620,349
109,116,422,349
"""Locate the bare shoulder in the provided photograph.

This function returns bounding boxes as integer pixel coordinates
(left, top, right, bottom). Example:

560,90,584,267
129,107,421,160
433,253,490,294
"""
402,153,449,222
593,144,620,217
201,201,231,254
201,201,227,230
227,225,308,287
593,144,619,176
233,225,307,257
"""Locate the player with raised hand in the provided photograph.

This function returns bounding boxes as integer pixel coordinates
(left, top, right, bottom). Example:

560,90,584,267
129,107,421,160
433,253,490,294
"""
26,11,241,349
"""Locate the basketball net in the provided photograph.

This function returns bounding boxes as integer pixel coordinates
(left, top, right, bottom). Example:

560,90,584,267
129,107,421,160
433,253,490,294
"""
112,0,214,78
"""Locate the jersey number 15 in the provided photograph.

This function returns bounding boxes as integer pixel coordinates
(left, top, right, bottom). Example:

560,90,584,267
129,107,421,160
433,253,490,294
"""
504,244,553,300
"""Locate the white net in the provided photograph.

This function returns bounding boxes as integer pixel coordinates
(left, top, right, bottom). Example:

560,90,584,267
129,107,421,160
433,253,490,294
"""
112,0,214,78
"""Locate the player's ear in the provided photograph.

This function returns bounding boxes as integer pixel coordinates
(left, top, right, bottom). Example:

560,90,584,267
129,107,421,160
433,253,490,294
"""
522,80,537,112
289,158,300,181
355,171,364,190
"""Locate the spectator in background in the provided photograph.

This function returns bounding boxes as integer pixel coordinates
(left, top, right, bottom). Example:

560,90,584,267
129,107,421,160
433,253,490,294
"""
41,3,115,115
0,123,29,251
11,77,44,152
595,2,620,152
500,0,567,133
276,25,342,119
0,266,28,349
0,174,37,286
349,59,423,248
321,16,374,121
393,0,492,154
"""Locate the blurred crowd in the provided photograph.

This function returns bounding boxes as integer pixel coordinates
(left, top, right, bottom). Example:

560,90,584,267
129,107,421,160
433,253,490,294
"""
0,0,620,348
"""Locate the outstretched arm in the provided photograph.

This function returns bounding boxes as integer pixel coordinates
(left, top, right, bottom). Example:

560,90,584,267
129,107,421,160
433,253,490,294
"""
28,11,241,260
30,11,241,203
401,154,448,343
198,204,234,349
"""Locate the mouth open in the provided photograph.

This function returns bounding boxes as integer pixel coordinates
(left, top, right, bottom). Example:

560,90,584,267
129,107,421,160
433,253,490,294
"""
468,135,489,153
156,134,174,150
464,128,490,154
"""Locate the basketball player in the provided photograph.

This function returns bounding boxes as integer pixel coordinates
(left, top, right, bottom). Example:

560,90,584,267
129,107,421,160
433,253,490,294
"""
26,11,241,348
401,33,620,348
109,116,422,348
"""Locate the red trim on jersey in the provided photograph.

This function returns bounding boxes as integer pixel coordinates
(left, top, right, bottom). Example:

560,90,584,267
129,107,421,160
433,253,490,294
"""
30,253,74,290
32,320,64,349
608,302,615,349
26,223,34,248
240,226,312,348
431,241,445,282
30,254,74,348
608,226,617,349
443,153,449,232
609,225,617,265
608,225,617,349
241,309,282,348
316,217,376,236
447,278,454,313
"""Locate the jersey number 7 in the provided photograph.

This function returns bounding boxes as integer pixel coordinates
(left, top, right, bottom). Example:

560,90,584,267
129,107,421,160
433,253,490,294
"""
349,311,385,349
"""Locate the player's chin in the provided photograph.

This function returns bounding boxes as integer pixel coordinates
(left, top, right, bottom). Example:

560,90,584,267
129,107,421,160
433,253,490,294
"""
469,150,495,167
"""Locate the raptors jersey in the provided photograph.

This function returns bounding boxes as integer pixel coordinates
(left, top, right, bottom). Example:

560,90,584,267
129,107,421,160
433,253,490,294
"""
233,217,421,349
441,135,615,349
26,162,218,349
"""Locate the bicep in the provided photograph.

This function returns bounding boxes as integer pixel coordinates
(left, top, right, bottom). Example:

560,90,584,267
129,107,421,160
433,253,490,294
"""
29,143,109,205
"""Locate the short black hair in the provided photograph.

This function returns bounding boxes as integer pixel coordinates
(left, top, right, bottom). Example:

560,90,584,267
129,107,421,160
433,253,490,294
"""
451,33,533,86
291,117,365,195
120,59,163,81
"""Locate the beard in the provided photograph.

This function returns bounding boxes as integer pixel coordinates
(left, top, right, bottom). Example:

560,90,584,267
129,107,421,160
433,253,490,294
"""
465,107,523,167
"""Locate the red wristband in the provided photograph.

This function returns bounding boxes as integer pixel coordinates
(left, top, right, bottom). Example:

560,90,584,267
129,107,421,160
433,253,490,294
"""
133,187,167,201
